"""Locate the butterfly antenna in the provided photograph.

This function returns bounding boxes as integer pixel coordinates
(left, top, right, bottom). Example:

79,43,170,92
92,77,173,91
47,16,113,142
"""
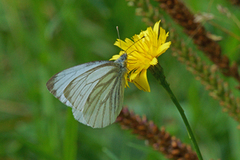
125,36,145,56
116,26,122,49
116,26,145,56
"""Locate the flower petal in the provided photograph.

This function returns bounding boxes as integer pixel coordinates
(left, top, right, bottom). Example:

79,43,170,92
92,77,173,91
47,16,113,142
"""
153,21,161,36
129,72,138,81
157,41,171,57
150,57,158,65
110,55,120,61
132,69,150,92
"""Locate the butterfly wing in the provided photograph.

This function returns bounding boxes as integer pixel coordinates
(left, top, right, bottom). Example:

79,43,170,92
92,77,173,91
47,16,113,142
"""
46,60,126,128
46,61,110,107
64,62,126,128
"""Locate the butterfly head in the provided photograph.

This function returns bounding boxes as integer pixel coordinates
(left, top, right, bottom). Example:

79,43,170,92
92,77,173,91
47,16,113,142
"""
114,53,127,68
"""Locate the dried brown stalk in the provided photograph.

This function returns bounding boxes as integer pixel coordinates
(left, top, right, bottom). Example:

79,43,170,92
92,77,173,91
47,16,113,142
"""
229,0,240,6
117,107,198,160
154,0,240,84
171,38,240,124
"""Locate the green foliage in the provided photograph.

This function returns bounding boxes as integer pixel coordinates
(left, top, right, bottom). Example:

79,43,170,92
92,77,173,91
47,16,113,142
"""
0,0,239,159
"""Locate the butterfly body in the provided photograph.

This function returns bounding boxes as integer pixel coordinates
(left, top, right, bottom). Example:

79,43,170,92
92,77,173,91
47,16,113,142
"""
46,53,127,128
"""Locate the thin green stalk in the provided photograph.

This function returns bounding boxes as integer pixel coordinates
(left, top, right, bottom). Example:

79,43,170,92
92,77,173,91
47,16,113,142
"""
149,63,203,160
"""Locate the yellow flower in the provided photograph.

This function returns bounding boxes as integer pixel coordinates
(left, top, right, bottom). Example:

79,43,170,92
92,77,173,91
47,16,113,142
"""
110,21,171,92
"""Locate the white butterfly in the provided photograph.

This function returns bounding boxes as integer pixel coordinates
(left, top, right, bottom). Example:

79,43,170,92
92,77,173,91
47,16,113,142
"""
46,53,127,128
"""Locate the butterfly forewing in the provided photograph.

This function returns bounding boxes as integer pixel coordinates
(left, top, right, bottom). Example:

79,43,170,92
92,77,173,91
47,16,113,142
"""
46,61,110,107
46,54,127,128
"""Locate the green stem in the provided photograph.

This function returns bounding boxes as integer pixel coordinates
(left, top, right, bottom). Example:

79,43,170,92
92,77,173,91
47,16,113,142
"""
149,63,203,160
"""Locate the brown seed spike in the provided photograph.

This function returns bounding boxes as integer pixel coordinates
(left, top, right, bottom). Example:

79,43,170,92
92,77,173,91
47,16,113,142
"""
155,0,240,85
117,107,198,159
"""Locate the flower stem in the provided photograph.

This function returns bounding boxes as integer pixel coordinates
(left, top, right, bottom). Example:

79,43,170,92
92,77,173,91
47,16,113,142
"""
149,63,203,160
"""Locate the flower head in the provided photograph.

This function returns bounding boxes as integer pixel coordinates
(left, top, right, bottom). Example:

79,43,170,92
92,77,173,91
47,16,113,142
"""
110,21,171,92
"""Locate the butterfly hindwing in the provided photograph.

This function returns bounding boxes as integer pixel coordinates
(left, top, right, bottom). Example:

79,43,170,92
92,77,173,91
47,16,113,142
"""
82,66,125,128
64,63,125,128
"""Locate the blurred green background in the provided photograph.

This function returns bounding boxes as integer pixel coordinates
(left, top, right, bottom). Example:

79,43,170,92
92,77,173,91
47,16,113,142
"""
0,0,240,159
